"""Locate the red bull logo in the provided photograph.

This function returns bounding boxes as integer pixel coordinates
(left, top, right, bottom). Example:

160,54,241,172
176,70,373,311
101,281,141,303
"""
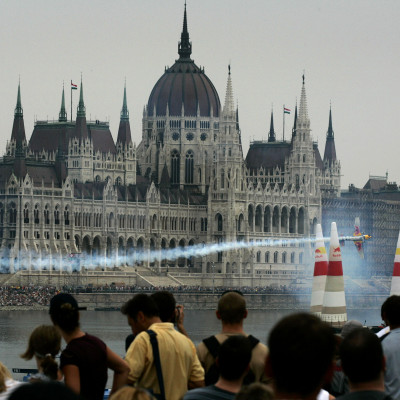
332,246,341,258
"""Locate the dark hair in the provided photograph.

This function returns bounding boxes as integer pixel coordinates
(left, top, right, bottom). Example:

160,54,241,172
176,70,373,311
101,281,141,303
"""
217,335,252,381
217,292,246,324
235,382,274,400
381,295,400,326
121,294,159,320
340,327,383,383
151,291,176,322
268,313,335,396
8,381,81,400
49,294,80,333
21,325,61,380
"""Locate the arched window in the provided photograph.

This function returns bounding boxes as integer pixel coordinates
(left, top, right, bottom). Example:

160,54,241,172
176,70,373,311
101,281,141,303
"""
274,251,278,263
171,150,180,184
282,252,287,264
221,169,225,189
265,252,270,263
256,251,261,262
185,150,194,184
216,213,223,232
291,252,295,263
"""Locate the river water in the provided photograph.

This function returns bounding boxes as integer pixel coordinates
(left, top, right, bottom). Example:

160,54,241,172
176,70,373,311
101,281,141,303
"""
0,308,383,383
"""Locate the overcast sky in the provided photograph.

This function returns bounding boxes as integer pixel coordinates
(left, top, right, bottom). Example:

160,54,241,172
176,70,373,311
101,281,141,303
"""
1,0,399,189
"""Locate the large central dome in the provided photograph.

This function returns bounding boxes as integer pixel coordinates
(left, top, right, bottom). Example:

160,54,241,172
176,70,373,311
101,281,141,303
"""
147,6,221,118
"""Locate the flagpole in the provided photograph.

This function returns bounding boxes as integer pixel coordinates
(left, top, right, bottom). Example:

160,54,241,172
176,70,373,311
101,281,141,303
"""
71,80,72,122
283,104,285,141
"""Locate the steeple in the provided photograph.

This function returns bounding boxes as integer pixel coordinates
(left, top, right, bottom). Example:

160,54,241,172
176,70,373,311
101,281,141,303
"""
11,82,27,146
178,2,192,60
298,74,310,128
291,101,298,139
268,110,276,142
223,65,235,117
77,79,86,118
121,83,129,121
323,106,337,164
74,78,88,140
117,84,133,145
14,81,23,118
59,85,67,122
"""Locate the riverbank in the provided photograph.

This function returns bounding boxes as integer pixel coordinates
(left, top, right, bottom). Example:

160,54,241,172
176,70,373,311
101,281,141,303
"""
0,291,388,311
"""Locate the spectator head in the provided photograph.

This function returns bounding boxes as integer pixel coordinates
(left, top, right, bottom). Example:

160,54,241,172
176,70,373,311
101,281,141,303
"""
217,291,247,324
150,291,176,322
340,320,363,338
0,362,12,394
235,382,274,400
340,327,384,384
381,295,400,327
49,293,80,334
266,312,335,397
216,335,252,382
121,294,160,335
20,325,61,380
109,386,156,400
8,381,81,400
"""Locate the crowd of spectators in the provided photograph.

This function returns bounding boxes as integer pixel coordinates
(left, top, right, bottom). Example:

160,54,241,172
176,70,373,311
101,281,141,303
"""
0,286,58,307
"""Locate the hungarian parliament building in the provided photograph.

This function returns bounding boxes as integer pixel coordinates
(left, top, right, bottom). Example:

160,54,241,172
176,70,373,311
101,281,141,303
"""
1,7,399,279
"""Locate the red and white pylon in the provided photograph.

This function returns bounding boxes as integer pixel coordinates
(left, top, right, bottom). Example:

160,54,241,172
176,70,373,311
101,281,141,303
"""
310,224,328,316
321,222,347,327
390,230,400,295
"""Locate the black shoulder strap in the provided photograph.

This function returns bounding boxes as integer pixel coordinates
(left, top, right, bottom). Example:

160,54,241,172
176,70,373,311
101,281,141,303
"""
147,330,165,400
247,335,260,349
202,336,221,358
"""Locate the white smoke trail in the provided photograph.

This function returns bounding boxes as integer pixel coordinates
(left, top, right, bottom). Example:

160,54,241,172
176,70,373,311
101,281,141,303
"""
3,235,339,273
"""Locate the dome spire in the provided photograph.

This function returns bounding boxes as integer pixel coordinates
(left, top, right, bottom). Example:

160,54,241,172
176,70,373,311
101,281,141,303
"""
178,2,192,60
59,84,67,122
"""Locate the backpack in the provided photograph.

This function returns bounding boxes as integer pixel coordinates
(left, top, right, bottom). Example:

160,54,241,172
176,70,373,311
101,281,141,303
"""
202,335,260,386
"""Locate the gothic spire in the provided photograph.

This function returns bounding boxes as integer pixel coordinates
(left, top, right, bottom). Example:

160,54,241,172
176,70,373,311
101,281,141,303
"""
121,83,129,121
117,84,133,145
59,85,67,122
323,105,337,164
14,81,23,118
11,82,27,146
327,105,334,138
77,78,86,118
268,110,276,142
223,65,235,117
298,74,310,127
178,2,192,60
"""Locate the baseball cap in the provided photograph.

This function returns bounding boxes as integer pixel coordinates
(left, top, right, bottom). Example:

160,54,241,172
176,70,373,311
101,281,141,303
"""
340,320,363,338
49,293,82,315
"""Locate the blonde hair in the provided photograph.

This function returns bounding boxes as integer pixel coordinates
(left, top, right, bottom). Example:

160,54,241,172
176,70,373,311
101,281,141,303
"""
110,387,156,400
0,362,12,393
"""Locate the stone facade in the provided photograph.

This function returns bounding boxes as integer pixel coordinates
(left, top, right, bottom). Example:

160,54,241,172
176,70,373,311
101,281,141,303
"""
0,7,342,279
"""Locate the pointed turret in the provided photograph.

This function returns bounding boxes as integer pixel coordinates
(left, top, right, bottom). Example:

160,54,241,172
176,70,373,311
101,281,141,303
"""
77,80,86,118
291,102,298,139
11,82,27,145
323,106,337,165
59,85,67,122
268,110,276,142
223,65,235,117
74,79,88,140
178,2,192,60
298,74,310,127
117,84,133,145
